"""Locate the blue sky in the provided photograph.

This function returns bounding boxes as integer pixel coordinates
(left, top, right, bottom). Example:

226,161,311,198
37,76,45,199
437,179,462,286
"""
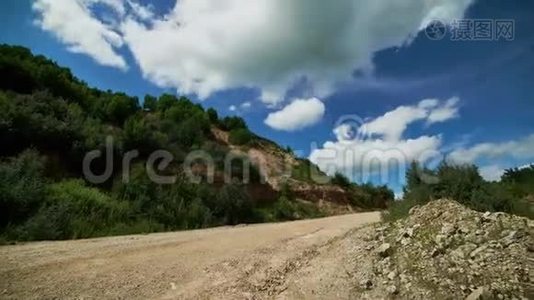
1,0,533,194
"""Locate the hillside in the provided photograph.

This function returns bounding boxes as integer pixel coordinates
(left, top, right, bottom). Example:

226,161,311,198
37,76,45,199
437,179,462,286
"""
0,44,393,242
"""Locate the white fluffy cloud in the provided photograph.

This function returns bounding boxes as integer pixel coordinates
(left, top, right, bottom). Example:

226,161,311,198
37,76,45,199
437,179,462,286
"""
449,134,534,163
33,0,474,104
309,98,459,183
228,101,252,113
427,97,460,124
33,0,127,69
265,98,325,131
478,165,505,182
445,132,534,181
126,0,154,21
360,97,459,141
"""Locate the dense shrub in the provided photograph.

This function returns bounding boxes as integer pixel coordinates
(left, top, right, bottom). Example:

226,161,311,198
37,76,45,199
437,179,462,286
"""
291,159,329,183
9,179,129,240
0,91,84,155
206,108,219,124
44,180,129,238
0,150,46,228
253,183,325,222
273,196,296,220
332,172,351,188
229,128,253,145
214,185,255,225
220,116,247,131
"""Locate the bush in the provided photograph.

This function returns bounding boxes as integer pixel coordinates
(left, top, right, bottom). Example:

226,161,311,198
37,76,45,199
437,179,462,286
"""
273,196,296,220
183,198,213,229
351,183,394,209
229,128,253,145
332,172,351,188
382,197,421,222
214,185,255,225
220,116,247,131
207,108,219,124
0,91,84,155
24,179,130,240
261,196,324,222
291,159,329,183
0,150,46,228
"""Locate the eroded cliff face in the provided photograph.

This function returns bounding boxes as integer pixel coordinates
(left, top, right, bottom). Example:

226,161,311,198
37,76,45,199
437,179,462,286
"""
210,127,358,213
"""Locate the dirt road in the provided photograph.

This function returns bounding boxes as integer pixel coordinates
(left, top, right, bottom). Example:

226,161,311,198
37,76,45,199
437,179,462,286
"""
0,212,380,299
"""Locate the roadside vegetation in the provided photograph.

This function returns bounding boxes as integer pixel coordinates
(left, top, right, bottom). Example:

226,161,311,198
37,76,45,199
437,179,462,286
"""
384,161,534,221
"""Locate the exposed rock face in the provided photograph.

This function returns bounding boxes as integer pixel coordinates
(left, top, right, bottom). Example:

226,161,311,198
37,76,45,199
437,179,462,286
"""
358,199,533,299
211,127,359,213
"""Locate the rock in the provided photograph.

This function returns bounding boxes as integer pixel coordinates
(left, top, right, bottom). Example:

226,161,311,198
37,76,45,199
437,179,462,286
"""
435,234,449,248
431,248,444,257
470,245,488,259
403,227,415,238
408,205,420,215
452,243,477,259
465,287,491,300
441,223,457,236
482,212,493,222
501,230,523,247
377,243,392,258
458,226,470,234
360,279,373,290
400,238,411,246
387,271,397,281
386,285,398,295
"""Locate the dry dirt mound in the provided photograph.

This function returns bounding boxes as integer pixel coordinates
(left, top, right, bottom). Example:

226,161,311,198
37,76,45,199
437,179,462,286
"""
357,199,533,299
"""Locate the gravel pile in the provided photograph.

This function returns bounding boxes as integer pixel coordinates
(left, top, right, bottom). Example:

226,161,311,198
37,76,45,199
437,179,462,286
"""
359,199,533,299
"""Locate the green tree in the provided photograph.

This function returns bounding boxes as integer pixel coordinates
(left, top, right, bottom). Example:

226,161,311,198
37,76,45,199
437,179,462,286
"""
157,94,179,111
143,95,157,111
221,116,247,130
207,107,219,124
103,93,139,125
